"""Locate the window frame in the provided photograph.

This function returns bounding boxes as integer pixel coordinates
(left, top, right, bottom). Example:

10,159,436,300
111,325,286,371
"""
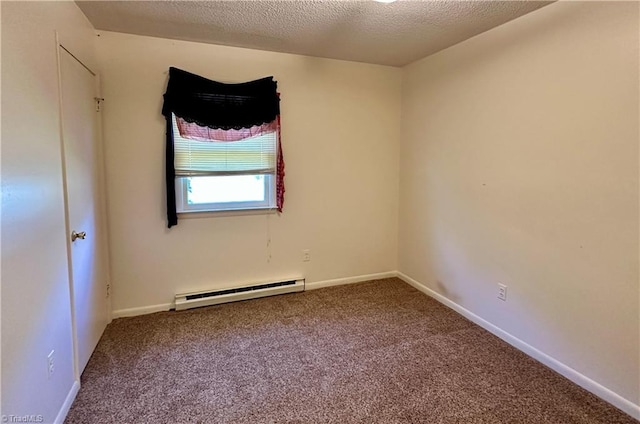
171,111,279,215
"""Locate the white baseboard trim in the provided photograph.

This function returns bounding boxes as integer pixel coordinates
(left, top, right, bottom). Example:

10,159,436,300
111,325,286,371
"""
54,380,80,424
305,271,398,291
112,303,173,319
111,272,397,318
396,271,640,420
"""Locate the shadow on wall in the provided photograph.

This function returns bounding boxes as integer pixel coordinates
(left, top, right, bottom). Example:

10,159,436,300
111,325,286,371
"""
433,279,460,304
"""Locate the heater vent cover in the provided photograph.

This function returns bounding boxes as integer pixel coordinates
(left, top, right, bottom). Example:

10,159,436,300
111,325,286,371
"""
175,278,304,311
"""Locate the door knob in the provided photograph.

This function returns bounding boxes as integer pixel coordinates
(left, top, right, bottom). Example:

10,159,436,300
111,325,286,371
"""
71,230,86,242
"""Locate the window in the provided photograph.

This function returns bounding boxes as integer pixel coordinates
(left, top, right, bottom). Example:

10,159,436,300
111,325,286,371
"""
172,114,278,213
162,67,284,228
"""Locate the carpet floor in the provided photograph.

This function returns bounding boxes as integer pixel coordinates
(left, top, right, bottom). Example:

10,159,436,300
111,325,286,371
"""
65,278,637,423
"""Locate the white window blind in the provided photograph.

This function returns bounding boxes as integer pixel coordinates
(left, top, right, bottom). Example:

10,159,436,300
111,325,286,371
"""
172,114,276,177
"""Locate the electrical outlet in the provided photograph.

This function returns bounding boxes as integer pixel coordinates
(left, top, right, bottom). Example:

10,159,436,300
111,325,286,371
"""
47,350,55,379
498,284,507,301
302,249,311,262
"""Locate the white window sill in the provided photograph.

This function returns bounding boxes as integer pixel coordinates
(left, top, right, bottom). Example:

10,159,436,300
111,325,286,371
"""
177,207,277,219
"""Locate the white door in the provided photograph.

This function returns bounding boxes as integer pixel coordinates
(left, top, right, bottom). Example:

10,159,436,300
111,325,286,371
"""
59,46,109,375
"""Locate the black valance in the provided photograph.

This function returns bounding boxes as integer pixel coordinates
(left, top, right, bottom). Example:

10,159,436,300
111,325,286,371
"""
162,67,280,130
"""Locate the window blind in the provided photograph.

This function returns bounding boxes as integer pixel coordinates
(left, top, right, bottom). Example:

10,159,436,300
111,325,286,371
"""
172,114,276,177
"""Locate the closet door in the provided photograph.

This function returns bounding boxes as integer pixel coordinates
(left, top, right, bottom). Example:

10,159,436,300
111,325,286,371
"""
59,46,109,376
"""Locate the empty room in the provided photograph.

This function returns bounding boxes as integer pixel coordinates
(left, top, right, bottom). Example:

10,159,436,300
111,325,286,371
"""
1,0,638,423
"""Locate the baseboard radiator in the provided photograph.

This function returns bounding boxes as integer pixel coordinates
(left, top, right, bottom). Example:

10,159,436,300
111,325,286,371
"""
174,278,305,311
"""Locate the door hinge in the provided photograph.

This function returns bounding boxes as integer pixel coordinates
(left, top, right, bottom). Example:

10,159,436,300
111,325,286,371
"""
106,283,110,298
94,97,105,112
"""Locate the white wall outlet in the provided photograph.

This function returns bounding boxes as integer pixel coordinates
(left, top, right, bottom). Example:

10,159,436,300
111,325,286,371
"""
302,249,311,262
47,350,55,379
498,283,507,301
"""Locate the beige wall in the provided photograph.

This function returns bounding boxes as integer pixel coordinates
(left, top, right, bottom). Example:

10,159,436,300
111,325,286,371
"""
1,1,97,421
96,32,401,313
399,1,639,409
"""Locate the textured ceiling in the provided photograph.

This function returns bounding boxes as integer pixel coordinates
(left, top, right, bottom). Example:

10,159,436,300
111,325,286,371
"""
76,0,553,67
